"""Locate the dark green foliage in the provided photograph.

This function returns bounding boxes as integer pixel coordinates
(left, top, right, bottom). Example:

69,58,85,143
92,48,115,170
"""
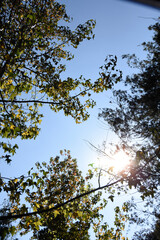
0,202,17,240
132,214,160,240
99,19,160,198
99,19,160,238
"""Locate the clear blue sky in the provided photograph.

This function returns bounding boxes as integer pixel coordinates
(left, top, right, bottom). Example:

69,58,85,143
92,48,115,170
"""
0,0,159,238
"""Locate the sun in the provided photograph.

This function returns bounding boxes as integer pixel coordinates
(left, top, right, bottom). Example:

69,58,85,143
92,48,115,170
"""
97,150,130,173
110,150,130,172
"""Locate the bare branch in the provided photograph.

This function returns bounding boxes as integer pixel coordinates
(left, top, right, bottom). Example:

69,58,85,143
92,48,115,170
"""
84,140,115,160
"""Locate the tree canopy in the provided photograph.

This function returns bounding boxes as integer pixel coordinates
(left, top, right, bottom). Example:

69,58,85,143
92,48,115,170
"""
99,19,160,237
0,0,126,239
0,0,121,163
132,215,160,240
0,150,129,239
1,0,159,239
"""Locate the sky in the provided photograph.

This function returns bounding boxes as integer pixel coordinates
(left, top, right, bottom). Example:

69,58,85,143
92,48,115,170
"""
0,0,159,239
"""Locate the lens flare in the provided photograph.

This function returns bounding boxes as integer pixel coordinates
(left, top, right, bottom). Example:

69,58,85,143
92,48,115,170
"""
110,151,130,172
97,150,130,173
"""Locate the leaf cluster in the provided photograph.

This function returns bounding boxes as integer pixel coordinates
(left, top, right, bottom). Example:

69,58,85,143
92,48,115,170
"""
0,0,122,163
0,150,118,239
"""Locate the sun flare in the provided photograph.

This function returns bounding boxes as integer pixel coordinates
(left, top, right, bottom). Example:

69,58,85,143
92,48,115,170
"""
97,150,130,173
110,151,130,172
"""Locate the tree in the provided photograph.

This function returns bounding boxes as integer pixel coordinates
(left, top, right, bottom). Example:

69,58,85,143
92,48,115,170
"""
132,213,160,240
99,19,160,197
0,0,121,163
0,1,126,238
0,150,129,239
0,201,18,240
99,19,160,236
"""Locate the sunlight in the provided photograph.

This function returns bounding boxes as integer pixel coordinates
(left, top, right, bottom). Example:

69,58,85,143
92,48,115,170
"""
97,150,130,173
110,150,130,172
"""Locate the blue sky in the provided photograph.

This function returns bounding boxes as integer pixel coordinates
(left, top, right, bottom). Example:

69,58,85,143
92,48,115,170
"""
1,0,159,238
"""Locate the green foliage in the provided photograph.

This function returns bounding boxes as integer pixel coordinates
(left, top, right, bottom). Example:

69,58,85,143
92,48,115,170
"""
0,150,128,239
93,204,129,240
0,0,121,163
0,1,126,238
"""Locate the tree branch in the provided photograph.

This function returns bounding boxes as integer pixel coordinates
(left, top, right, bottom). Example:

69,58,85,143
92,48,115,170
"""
0,91,10,115
0,175,31,181
0,178,123,220
0,99,59,105
98,169,102,188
